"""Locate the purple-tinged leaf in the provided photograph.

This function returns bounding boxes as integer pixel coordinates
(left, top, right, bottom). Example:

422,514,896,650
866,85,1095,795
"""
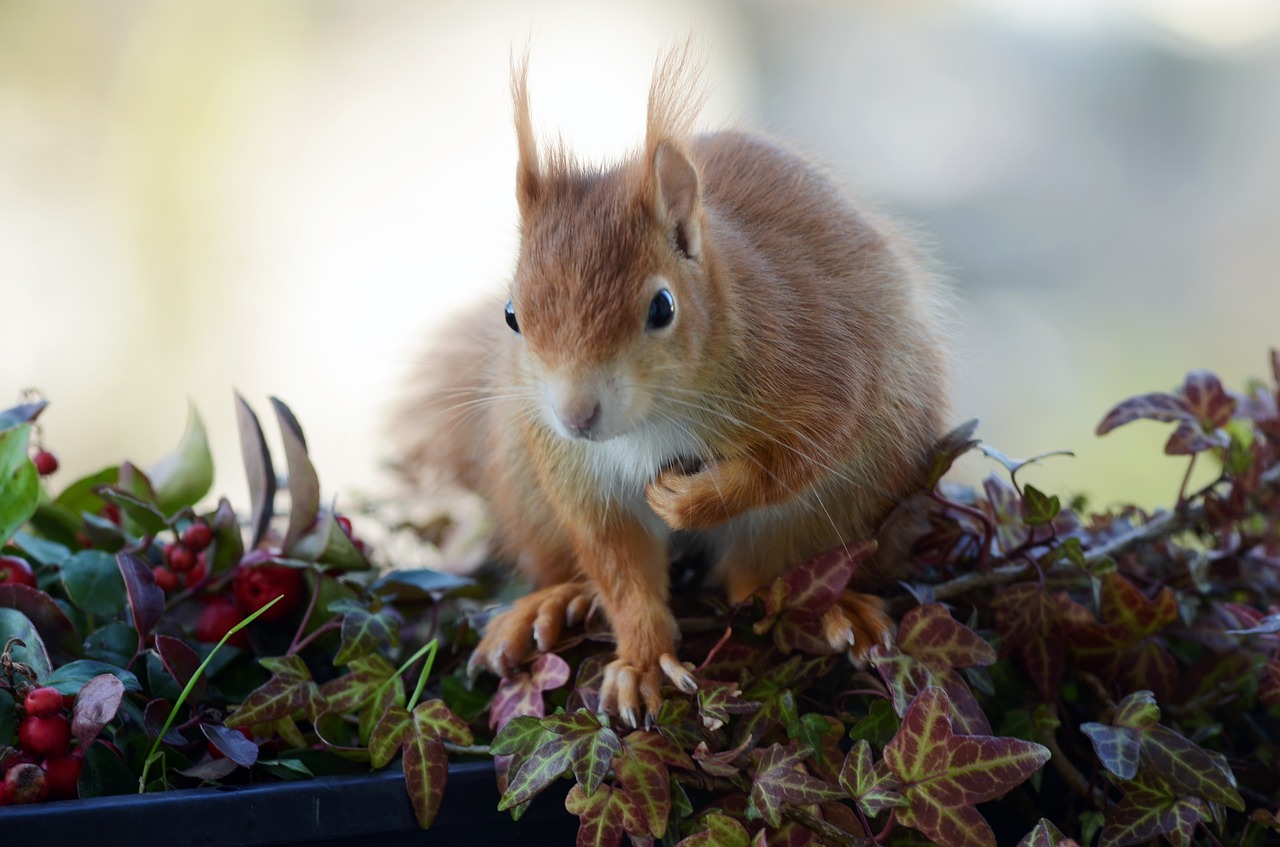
156,634,206,704
413,698,473,747
1096,392,1191,436
1181,370,1236,429
115,551,164,642
369,705,412,769
1099,774,1210,847
839,739,906,817
565,783,645,847
882,688,1050,847
541,711,619,796
675,813,750,847
924,419,980,489
489,652,571,731
234,393,275,550
179,756,239,782
499,734,573,811
696,681,760,731
1080,723,1141,781
143,699,187,746
207,497,245,577
0,583,83,665
1112,690,1159,730
758,540,877,655
271,397,320,553
200,723,258,768
402,721,448,829
231,655,324,727
1017,818,1082,847
615,729,693,835
1141,725,1243,810
693,740,749,779
898,604,996,670
318,654,397,714
1226,612,1280,635
1164,420,1227,455
70,673,125,749
748,744,845,828
490,714,552,758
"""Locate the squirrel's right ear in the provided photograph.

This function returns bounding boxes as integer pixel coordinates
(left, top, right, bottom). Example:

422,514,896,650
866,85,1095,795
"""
653,140,701,261
512,54,540,216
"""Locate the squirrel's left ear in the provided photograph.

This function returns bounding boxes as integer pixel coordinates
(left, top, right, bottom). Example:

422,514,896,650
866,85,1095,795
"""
652,140,701,261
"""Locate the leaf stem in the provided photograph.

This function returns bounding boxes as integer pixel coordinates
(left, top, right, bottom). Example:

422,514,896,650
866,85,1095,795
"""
286,570,326,656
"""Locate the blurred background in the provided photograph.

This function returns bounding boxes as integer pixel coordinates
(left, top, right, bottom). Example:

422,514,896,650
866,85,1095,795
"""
3,0,1278,520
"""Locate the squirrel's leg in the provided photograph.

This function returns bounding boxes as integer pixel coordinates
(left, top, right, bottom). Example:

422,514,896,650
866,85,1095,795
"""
577,514,697,727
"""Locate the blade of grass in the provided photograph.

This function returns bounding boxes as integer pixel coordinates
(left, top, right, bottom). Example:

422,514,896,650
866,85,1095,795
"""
138,595,283,792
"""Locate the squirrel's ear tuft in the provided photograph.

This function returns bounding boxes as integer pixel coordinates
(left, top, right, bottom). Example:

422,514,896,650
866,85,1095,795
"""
512,51,540,215
653,140,701,260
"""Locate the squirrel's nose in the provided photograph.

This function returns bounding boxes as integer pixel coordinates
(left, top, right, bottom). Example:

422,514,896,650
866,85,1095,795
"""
561,401,601,436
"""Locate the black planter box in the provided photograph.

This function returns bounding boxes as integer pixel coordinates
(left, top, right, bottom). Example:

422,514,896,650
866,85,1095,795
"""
0,761,578,846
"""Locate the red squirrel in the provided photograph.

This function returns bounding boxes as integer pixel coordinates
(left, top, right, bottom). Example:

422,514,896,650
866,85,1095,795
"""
396,47,950,726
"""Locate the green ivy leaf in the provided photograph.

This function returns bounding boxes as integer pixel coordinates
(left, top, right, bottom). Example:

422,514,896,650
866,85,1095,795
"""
0,424,39,544
565,783,646,847
882,687,1050,847
1022,484,1061,527
1098,773,1210,847
368,704,412,769
612,729,692,836
498,730,575,811
748,744,845,828
232,655,325,726
148,403,214,514
318,654,398,714
848,698,902,750
330,599,399,665
675,813,750,847
1017,819,1082,847
413,698,473,747
839,739,906,817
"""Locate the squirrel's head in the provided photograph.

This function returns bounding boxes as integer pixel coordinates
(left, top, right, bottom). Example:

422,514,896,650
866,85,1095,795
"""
503,47,716,444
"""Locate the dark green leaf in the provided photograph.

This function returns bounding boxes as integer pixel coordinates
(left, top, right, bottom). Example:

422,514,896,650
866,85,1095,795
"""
370,567,474,600
97,487,167,536
44,660,141,694
9,530,71,567
0,583,83,664
0,607,51,680
62,550,128,617
1022,485,1061,527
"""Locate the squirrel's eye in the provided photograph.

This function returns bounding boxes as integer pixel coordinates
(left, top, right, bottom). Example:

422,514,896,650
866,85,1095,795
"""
504,300,520,334
646,289,675,330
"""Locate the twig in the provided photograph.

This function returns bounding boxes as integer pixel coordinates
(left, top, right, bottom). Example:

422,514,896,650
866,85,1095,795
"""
916,461,1280,606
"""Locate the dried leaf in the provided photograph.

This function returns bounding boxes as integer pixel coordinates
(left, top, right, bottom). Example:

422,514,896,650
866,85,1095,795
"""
271,397,320,553
70,673,125,749
234,393,276,549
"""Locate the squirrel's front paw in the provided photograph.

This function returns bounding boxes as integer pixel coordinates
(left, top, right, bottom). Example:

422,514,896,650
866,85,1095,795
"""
646,463,732,531
600,653,698,728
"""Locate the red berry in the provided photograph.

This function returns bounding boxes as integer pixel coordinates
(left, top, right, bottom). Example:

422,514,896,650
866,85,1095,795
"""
32,450,58,476
166,543,196,572
187,553,208,588
0,555,37,588
61,693,76,710
42,755,83,800
232,560,305,622
100,503,122,525
195,597,250,647
18,714,71,759
181,522,214,551
24,687,63,719
3,763,48,804
153,566,179,593
336,515,353,536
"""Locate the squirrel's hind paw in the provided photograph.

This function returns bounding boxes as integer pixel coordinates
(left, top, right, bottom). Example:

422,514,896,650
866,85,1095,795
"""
821,591,896,668
468,582,594,677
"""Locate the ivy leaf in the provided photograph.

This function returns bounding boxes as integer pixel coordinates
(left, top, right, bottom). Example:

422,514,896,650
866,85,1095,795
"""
565,783,646,847
330,600,399,665
1098,773,1211,847
413,698,473,747
369,705,412,770
490,714,553,759
489,652,571,731
359,674,405,747
848,698,902,750
992,584,1092,702
498,730,575,811
788,713,846,781
748,743,845,828
542,710,621,796
882,687,1050,847
839,739,906,817
872,604,995,735
675,813,751,847
696,681,760,731
1096,371,1236,456
148,403,214,514
401,723,448,829
231,655,325,726
615,729,694,835
318,654,397,714
1068,574,1180,701
1018,819,1082,847
1022,485,1061,527
924,419,980,489
756,540,878,654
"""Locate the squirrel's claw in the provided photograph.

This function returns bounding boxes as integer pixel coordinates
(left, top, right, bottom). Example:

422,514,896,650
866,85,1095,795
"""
470,582,594,678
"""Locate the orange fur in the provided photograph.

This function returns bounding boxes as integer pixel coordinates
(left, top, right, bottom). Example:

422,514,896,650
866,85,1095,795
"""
394,44,951,724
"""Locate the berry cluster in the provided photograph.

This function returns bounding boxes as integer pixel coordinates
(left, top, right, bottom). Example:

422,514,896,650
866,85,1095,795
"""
152,521,213,595
0,687,82,805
